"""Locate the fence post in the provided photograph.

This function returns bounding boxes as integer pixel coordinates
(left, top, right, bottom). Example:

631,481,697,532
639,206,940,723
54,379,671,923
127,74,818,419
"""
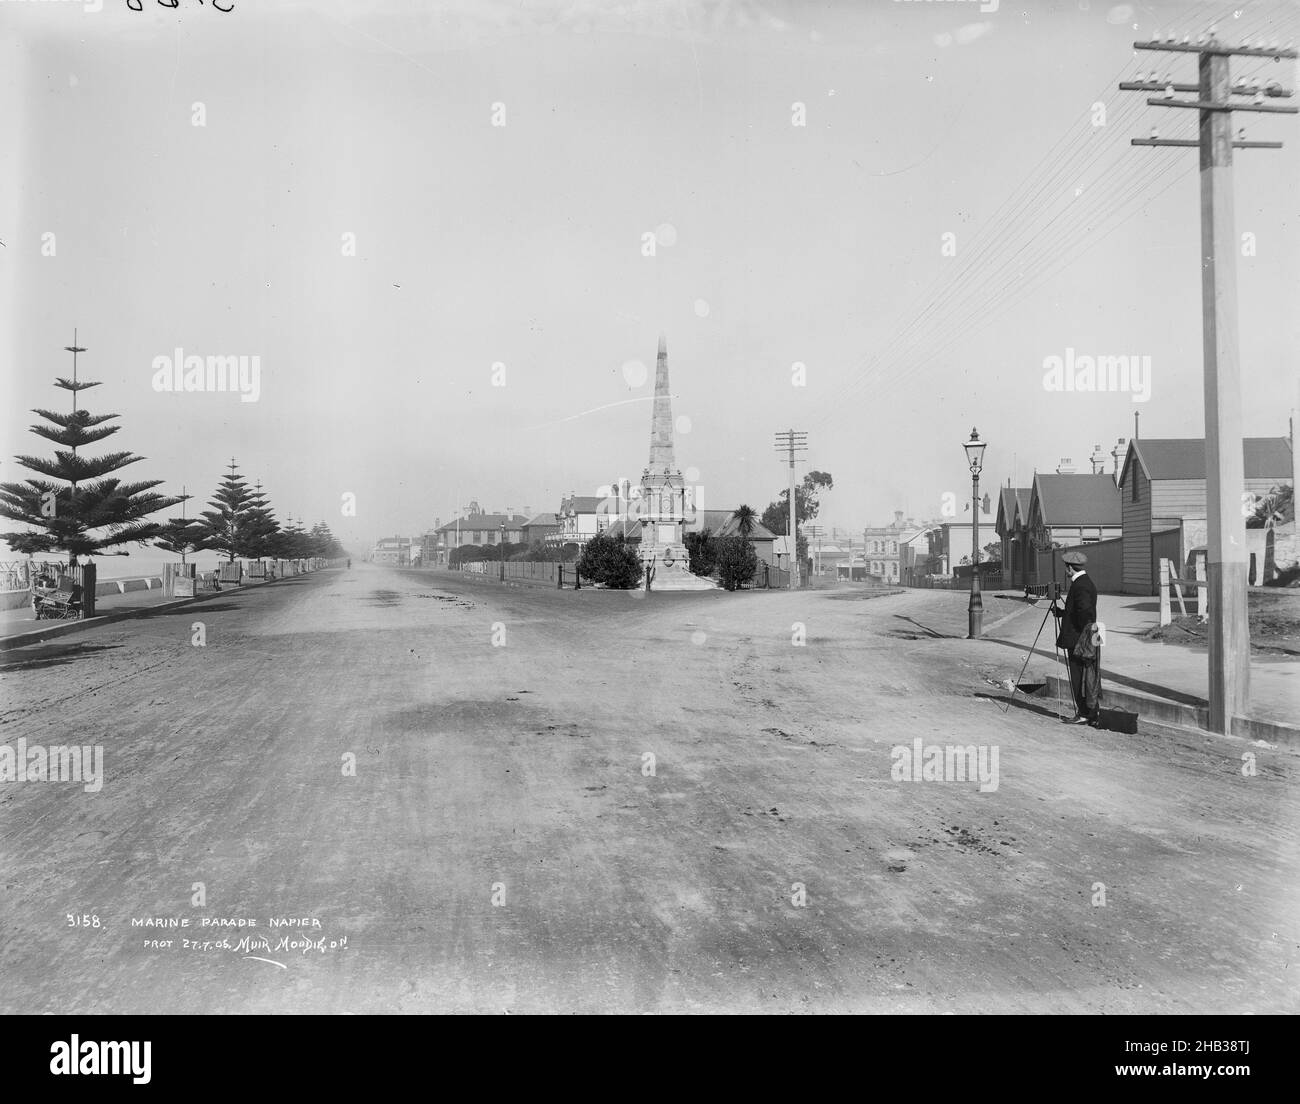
1159,559,1171,627
81,562,97,618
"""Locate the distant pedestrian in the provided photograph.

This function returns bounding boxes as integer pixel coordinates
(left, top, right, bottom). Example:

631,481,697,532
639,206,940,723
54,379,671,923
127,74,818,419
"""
1053,549,1100,725
347,558,352,570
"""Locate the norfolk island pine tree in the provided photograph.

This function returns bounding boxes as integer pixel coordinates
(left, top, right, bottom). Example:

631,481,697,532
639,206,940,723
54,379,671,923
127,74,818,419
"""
0,343,180,571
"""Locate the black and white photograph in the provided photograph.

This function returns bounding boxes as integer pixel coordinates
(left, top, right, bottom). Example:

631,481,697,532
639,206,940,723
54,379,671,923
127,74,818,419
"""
1,0,1297,1045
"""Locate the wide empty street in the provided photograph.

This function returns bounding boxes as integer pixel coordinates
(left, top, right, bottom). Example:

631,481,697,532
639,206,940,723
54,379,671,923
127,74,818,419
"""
1,564,1296,1013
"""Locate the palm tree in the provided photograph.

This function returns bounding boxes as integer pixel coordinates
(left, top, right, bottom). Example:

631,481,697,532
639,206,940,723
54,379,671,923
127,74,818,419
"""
731,504,758,538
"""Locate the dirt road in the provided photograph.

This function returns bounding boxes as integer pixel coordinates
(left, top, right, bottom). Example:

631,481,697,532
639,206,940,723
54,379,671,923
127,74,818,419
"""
1,564,1296,1012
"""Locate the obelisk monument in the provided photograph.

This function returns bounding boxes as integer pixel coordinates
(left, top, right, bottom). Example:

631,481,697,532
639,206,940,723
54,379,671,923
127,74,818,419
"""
637,335,715,589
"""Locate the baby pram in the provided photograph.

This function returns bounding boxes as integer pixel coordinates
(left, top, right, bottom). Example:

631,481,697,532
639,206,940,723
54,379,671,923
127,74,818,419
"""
32,576,82,620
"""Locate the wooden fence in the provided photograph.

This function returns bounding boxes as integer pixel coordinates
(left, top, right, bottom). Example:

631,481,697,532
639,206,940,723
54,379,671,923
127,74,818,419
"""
455,559,794,589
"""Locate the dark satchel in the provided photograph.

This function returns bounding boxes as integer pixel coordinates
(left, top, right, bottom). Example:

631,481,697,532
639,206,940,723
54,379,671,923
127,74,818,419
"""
1072,623,1099,661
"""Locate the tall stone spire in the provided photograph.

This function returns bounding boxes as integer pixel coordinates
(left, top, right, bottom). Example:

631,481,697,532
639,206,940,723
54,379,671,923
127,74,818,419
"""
647,333,676,475
635,333,716,590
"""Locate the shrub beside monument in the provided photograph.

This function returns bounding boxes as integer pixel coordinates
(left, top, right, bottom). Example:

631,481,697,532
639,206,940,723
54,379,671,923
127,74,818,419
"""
577,533,643,589
715,535,758,591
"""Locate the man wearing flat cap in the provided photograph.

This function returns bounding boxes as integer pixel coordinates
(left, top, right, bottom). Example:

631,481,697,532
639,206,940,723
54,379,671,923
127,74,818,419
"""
1053,549,1100,725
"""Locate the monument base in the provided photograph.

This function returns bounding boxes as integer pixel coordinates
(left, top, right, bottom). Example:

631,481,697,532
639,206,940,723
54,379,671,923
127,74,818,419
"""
646,559,718,591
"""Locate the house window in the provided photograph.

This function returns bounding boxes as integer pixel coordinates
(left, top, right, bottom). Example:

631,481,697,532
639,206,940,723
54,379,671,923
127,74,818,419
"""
473,531,482,544
1131,476,1139,503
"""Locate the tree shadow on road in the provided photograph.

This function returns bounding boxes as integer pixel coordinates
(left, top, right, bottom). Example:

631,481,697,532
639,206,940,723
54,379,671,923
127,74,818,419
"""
138,603,243,617
0,642,124,672
891,614,957,639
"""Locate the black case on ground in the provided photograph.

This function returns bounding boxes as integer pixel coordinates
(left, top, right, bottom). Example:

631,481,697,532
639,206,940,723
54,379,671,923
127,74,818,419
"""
1096,708,1138,734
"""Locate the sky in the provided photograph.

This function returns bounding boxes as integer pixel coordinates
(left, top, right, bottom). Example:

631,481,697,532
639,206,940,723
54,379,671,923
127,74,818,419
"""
3,0,1298,556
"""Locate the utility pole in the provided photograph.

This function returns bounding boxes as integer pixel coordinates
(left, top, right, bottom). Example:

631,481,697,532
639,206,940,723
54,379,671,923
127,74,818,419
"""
1292,383,1299,514
774,429,808,589
1122,26,1296,733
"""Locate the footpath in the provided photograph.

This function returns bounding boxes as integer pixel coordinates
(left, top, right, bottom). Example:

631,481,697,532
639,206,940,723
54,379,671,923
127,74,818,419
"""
980,590,1298,743
0,575,294,650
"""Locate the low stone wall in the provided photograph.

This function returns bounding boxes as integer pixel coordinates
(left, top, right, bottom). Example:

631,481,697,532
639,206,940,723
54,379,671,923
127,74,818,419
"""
0,590,30,611
1,576,164,611
98,576,163,595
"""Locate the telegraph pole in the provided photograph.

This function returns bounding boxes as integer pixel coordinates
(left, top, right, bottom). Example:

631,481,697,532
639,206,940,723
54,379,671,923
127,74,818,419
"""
774,429,808,589
1122,26,1296,733
1292,384,1299,510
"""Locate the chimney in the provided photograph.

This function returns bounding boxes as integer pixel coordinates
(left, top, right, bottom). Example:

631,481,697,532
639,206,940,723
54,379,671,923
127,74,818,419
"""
1089,444,1106,474
893,510,904,527
1111,437,1127,484
1056,457,1076,475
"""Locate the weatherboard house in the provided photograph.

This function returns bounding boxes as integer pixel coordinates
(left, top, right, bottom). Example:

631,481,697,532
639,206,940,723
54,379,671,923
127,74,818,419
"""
1118,436,1294,595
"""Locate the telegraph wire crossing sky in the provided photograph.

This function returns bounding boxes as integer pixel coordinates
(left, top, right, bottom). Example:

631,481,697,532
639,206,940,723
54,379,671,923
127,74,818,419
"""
1,0,1297,547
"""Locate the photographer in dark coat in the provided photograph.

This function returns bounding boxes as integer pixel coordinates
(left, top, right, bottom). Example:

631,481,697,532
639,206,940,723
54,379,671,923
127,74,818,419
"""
1052,549,1100,725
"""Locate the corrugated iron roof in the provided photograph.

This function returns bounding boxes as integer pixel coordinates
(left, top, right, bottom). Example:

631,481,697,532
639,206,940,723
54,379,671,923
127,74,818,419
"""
1120,436,1293,486
686,509,778,540
433,513,529,532
1030,473,1122,526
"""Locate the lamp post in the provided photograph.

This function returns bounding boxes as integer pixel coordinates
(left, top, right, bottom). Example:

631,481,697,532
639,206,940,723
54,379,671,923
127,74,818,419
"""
612,478,621,539
500,522,506,582
963,427,987,639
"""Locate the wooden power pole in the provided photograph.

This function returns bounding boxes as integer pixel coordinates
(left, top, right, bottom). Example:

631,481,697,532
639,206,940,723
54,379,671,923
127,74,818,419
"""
1122,26,1296,733
774,429,808,589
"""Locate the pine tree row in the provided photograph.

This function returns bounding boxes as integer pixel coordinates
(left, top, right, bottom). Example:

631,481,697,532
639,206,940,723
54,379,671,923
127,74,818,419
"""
0,343,346,569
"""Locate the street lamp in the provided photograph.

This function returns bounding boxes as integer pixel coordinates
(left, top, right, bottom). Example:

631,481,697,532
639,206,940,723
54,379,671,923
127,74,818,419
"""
612,478,621,539
963,427,987,639
500,521,506,582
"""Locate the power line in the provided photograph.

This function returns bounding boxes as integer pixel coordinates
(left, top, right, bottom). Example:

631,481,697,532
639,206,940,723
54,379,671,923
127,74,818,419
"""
808,2,1300,429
